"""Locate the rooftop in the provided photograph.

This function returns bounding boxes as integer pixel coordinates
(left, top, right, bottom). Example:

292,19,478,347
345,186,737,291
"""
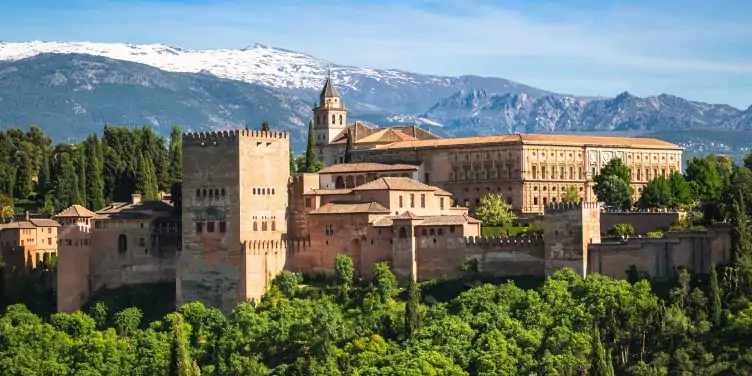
372,214,480,227
353,177,452,194
330,122,439,145
309,202,392,215
0,218,60,230
56,204,98,218
317,163,419,174
369,133,680,150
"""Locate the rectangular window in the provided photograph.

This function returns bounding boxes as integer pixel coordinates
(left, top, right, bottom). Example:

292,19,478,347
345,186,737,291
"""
560,166,565,179
399,196,403,208
591,167,597,178
325,225,334,236
410,194,415,208
219,221,227,233
569,167,574,179
532,166,538,179
305,198,312,208
138,237,146,247
207,221,215,233
440,198,445,210
662,168,666,177
48,238,51,245
48,228,51,233
541,166,546,179
196,222,203,234
637,169,642,180
420,194,426,208
578,167,583,180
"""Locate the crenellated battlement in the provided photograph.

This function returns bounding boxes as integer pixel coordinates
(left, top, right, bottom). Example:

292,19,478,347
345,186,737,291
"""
545,201,601,214
461,235,544,248
182,129,290,146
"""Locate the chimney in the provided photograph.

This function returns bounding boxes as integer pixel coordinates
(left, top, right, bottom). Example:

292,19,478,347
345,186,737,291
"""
131,194,142,205
25,211,29,222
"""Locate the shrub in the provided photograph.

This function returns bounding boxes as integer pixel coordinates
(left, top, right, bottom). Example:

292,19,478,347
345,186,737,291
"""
646,231,664,238
607,223,635,237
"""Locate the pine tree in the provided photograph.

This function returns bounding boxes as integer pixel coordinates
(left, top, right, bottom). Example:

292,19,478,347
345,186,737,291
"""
261,121,271,132
305,120,317,172
85,135,106,210
167,125,183,186
344,128,354,163
709,261,722,327
404,273,421,337
169,313,201,376
53,153,79,213
136,151,159,200
590,325,615,376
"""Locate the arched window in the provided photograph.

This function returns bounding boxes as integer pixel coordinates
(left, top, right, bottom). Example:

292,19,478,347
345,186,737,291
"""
437,228,444,235
214,189,219,196
253,188,256,195
429,229,435,235
272,188,275,195
339,114,343,125
332,114,336,124
335,176,345,189
221,188,226,196
209,189,213,197
202,189,207,197
253,222,258,231
398,227,407,238
118,234,128,253
195,189,200,197
421,229,427,236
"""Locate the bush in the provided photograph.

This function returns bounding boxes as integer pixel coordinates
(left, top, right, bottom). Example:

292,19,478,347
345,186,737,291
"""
607,223,635,237
646,231,664,238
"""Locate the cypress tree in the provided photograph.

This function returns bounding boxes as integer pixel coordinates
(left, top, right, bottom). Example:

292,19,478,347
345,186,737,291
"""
37,149,50,200
75,146,87,206
261,121,271,132
136,151,159,200
289,150,295,174
305,120,317,172
709,261,722,327
53,153,79,213
404,274,421,337
590,325,614,376
85,135,106,210
169,313,201,376
167,125,183,186
12,150,33,200
731,190,752,272
344,128,354,163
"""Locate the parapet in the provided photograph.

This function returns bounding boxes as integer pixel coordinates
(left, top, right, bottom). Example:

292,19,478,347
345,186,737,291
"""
182,129,289,146
545,202,601,214
461,235,543,247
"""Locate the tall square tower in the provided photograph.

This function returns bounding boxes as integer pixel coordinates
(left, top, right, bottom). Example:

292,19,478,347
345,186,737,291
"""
179,129,290,313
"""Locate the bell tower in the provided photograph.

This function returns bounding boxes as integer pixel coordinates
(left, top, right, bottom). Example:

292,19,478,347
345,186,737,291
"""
313,70,347,165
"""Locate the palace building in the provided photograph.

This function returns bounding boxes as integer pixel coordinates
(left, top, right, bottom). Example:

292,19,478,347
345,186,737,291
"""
311,77,684,214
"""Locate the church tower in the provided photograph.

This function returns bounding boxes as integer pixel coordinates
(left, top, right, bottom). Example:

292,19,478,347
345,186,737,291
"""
313,71,347,165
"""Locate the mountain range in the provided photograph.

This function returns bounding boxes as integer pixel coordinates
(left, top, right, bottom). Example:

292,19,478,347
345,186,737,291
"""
0,41,750,158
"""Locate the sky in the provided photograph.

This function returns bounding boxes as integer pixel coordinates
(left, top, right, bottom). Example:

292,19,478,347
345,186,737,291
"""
1,0,751,108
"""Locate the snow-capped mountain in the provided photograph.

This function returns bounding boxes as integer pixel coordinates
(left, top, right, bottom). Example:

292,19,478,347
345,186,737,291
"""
0,41,549,113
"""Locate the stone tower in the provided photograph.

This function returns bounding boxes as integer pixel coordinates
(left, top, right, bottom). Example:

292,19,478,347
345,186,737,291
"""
179,129,290,313
542,202,601,277
313,71,347,165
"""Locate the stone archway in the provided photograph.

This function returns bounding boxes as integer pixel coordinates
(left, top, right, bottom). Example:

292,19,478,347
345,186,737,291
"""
335,176,345,189
345,176,355,188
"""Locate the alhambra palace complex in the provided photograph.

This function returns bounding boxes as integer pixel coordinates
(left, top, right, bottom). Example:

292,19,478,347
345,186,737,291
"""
0,76,733,313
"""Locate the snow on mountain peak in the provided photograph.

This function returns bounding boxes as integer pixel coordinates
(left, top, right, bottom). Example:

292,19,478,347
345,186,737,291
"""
0,41,427,92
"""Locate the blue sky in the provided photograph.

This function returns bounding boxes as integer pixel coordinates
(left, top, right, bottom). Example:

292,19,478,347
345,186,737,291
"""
2,0,751,108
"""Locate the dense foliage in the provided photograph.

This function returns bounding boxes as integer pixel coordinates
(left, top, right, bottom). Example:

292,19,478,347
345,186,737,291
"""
0,125,183,214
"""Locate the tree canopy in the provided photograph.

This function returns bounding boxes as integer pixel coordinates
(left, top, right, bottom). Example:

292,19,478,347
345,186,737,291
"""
474,193,517,226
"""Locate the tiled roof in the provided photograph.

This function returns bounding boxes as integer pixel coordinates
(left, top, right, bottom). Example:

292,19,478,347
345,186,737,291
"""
0,221,36,230
309,202,392,215
56,204,97,218
320,76,339,98
303,189,354,195
330,122,440,145
394,211,422,220
29,219,60,227
318,163,419,174
372,214,480,227
95,200,174,220
372,134,680,150
352,177,438,192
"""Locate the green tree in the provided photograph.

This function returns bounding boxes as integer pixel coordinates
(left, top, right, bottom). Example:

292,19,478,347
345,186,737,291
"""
88,301,109,330
305,120,318,172
562,185,581,204
113,307,143,337
261,121,271,132
85,134,106,210
709,262,722,327
685,156,724,201
595,175,632,210
12,148,34,200
474,193,517,226
75,147,87,205
373,262,398,304
404,274,421,338
334,254,355,287
167,125,183,186
37,149,51,200
136,151,159,200
271,270,303,299
169,313,201,376
731,192,752,272
668,171,694,208
289,150,296,174
590,325,615,376
597,157,631,184
344,128,354,163
637,176,672,209
52,153,80,213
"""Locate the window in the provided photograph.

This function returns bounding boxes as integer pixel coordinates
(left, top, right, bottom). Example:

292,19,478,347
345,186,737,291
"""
578,167,583,180
325,225,334,236
637,169,641,180
196,189,200,197
332,114,336,124
591,167,597,178
138,237,146,247
424,173,430,184
420,194,426,208
569,166,574,179
449,226,455,233
421,229,427,236
398,227,407,238
262,221,268,231
271,221,276,232
196,222,203,234
206,221,214,232
410,194,415,208
118,234,128,253
429,229,435,235
399,196,403,208
438,228,443,235
532,165,538,179
339,114,343,124
534,197,538,205
48,228,51,233
253,222,258,231
221,188,226,196
305,198,312,208
440,198,445,210
202,189,207,197
560,166,565,179
48,238,51,245
218,221,226,233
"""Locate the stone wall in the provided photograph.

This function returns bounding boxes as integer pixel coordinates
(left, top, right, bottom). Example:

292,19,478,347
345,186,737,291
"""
600,211,683,235
56,224,92,313
542,202,601,277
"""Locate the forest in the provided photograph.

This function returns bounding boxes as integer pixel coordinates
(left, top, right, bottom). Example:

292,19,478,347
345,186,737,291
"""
2,125,752,374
